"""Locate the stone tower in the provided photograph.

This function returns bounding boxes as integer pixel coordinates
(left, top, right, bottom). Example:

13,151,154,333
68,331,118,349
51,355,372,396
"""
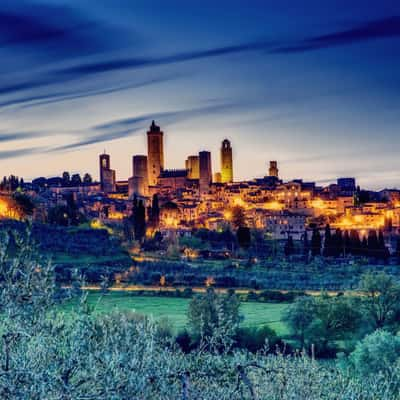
220,139,233,183
147,120,164,186
269,161,279,178
199,151,212,195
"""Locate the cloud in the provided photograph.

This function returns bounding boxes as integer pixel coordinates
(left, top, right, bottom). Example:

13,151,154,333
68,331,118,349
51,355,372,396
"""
55,16,400,79
0,3,123,58
0,73,184,111
273,16,400,53
56,40,275,77
0,11,397,113
0,131,48,142
52,101,244,152
0,147,44,159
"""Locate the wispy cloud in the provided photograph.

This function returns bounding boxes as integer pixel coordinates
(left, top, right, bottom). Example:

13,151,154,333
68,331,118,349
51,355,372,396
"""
0,73,184,111
273,16,400,53
0,130,48,142
52,101,245,152
0,147,44,159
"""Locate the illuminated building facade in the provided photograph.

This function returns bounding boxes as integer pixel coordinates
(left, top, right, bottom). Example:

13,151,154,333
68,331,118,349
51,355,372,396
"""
185,155,200,179
220,139,233,183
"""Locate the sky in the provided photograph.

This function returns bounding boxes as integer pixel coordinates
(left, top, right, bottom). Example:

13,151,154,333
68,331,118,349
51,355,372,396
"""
0,0,399,190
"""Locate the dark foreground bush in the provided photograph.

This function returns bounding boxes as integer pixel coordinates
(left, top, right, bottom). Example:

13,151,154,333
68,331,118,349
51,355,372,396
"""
235,326,281,353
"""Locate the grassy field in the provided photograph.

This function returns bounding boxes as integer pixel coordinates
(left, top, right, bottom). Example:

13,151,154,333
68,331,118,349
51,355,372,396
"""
62,292,289,336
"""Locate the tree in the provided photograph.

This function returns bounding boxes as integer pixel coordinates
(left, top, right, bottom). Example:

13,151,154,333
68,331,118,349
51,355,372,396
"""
286,294,363,355
83,173,93,184
343,230,351,256
349,230,361,256
350,330,400,377
323,224,332,257
237,226,251,248
133,199,146,242
284,235,295,257
62,171,70,186
367,230,379,258
284,296,317,348
396,236,400,263
359,272,400,329
231,206,246,229
150,194,160,228
303,230,309,262
332,229,343,257
12,192,35,218
310,228,321,257
188,288,240,347
70,173,82,186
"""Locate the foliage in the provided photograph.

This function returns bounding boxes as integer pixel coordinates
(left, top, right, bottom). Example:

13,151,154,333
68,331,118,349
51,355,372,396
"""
285,294,363,355
235,325,280,353
350,330,400,377
359,272,400,329
237,226,251,248
188,288,241,347
284,296,316,348
0,229,400,398
12,192,35,217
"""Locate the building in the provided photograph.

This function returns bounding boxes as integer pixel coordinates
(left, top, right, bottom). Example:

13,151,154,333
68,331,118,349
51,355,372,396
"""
269,161,279,178
102,169,116,193
185,155,200,179
220,139,233,183
213,172,222,184
158,169,188,190
147,120,164,186
337,178,356,195
199,151,212,195
99,153,116,193
129,155,149,197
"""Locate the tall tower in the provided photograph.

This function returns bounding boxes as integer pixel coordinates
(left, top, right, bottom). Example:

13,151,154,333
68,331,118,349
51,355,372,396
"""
99,152,116,193
147,120,164,186
199,151,212,195
185,155,200,179
220,139,233,183
269,161,279,178
129,155,149,197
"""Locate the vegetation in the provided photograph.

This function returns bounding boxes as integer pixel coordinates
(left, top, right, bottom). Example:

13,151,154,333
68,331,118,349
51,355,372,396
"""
1,229,400,399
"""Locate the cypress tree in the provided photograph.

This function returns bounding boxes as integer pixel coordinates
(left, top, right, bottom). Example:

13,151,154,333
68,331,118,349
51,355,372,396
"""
349,230,361,256
284,235,295,257
323,224,332,257
303,230,309,263
311,228,321,257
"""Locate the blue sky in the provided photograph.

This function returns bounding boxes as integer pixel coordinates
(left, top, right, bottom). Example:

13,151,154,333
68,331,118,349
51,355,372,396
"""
0,0,399,189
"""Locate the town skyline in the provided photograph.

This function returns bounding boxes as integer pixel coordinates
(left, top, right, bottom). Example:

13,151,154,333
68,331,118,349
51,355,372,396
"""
0,1,399,188
5,117,399,193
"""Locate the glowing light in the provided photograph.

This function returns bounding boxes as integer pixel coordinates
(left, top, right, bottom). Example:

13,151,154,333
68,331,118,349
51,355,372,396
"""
205,276,215,287
263,201,284,211
224,210,232,220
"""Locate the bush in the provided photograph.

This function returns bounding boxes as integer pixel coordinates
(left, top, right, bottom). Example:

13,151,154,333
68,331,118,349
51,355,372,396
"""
350,330,400,376
236,326,280,353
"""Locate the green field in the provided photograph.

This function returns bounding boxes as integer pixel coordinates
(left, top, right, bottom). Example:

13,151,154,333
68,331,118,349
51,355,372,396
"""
62,292,289,336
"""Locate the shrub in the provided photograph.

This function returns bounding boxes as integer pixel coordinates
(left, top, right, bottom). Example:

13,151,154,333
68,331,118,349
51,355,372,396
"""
235,326,280,353
350,330,400,376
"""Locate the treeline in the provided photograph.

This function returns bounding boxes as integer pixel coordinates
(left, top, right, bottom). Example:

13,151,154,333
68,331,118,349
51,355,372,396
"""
287,224,392,262
0,175,24,191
